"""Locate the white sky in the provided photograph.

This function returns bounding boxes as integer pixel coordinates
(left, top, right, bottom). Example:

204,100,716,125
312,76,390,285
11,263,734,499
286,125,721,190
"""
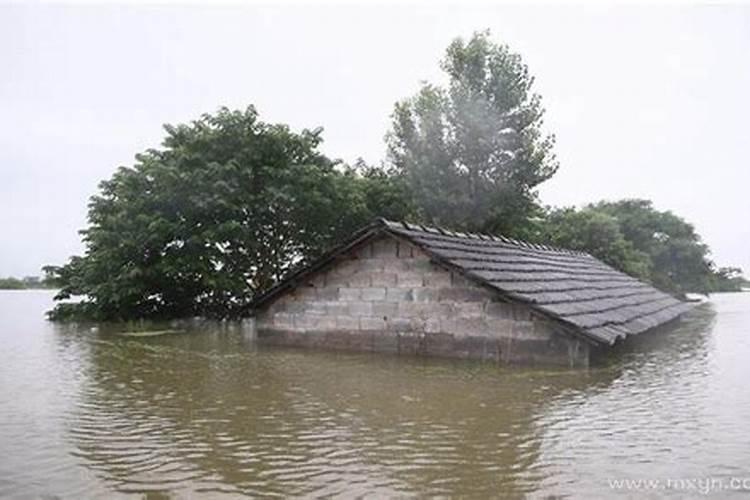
1,3,748,277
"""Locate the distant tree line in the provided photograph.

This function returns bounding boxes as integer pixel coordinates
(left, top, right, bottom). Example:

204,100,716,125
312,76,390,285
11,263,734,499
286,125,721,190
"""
46,31,746,321
0,275,56,290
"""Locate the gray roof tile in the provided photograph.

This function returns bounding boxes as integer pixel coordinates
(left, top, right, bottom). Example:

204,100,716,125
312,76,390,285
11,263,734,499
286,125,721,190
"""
384,220,694,345
252,218,696,345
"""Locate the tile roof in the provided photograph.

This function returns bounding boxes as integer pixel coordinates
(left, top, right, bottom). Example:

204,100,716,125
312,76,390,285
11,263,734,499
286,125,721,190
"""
252,218,696,345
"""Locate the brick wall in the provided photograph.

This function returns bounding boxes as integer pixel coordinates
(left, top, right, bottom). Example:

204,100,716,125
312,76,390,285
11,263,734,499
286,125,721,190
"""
256,234,589,366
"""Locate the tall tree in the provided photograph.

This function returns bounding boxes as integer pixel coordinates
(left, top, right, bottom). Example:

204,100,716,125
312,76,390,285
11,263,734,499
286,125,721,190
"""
47,107,412,321
387,30,558,237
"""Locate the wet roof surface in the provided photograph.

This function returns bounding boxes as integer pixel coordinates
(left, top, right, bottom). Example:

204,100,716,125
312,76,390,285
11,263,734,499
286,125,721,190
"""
383,220,694,345
252,218,695,345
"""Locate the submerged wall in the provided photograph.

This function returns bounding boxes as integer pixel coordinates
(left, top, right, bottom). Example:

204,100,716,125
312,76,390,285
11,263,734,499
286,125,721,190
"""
255,235,589,367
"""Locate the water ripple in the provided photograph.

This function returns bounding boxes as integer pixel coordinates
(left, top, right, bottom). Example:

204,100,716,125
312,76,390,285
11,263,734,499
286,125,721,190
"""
1,292,749,497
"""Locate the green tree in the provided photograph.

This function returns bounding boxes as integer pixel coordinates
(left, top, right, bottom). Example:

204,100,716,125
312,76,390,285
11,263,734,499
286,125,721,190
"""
0,277,26,290
387,30,558,237
591,200,715,294
352,160,415,222
47,107,412,321
538,199,741,296
709,267,748,292
537,207,653,279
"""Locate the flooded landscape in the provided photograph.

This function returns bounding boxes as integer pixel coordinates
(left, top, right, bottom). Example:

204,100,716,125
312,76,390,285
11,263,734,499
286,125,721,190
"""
1,290,749,498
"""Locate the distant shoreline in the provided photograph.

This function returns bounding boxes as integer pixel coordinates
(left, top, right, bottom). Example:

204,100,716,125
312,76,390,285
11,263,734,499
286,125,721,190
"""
0,275,56,291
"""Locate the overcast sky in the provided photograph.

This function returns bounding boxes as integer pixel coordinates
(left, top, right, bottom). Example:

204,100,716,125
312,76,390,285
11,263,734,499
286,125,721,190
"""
1,4,748,277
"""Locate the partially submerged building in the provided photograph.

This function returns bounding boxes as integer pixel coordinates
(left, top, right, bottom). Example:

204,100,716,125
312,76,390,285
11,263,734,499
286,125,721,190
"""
251,219,695,367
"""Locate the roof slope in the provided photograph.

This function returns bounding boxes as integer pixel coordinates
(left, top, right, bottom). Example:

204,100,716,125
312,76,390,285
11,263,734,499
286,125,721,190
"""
252,219,695,345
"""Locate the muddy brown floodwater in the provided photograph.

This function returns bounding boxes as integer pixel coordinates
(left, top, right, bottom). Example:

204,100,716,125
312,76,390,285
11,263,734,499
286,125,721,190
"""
1,290,749,498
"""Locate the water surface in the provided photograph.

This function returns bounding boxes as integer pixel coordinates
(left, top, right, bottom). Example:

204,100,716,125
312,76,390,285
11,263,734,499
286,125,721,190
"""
1,290,748,498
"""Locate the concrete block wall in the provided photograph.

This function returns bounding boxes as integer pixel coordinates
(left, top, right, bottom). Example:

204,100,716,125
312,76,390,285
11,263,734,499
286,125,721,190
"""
256,234,589,367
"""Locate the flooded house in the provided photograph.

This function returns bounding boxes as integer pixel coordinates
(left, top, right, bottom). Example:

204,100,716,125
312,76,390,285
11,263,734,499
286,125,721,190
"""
250,219,695,367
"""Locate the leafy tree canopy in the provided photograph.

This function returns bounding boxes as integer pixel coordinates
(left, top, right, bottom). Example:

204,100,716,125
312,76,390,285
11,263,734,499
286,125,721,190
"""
0,274,56,290
537,199,741,296
0,277,26,290
47,107,413,321
710,267,749,292
591,200,714,294
387,30,557,238
536,206,653,280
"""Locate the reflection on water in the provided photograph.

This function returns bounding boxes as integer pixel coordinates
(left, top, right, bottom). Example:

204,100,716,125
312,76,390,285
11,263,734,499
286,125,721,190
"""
1,290,749,498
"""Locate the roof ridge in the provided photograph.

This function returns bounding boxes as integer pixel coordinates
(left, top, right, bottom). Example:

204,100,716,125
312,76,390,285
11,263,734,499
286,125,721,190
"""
378,218,589,257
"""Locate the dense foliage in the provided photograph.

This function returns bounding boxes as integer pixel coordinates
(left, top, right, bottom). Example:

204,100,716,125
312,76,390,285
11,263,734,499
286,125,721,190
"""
387,31,557,237
46,107,412,321
536,200,744,296
535,206,653,281
710,267,748,293
0,278,26,290
47,32,745,321
0,275,55,290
